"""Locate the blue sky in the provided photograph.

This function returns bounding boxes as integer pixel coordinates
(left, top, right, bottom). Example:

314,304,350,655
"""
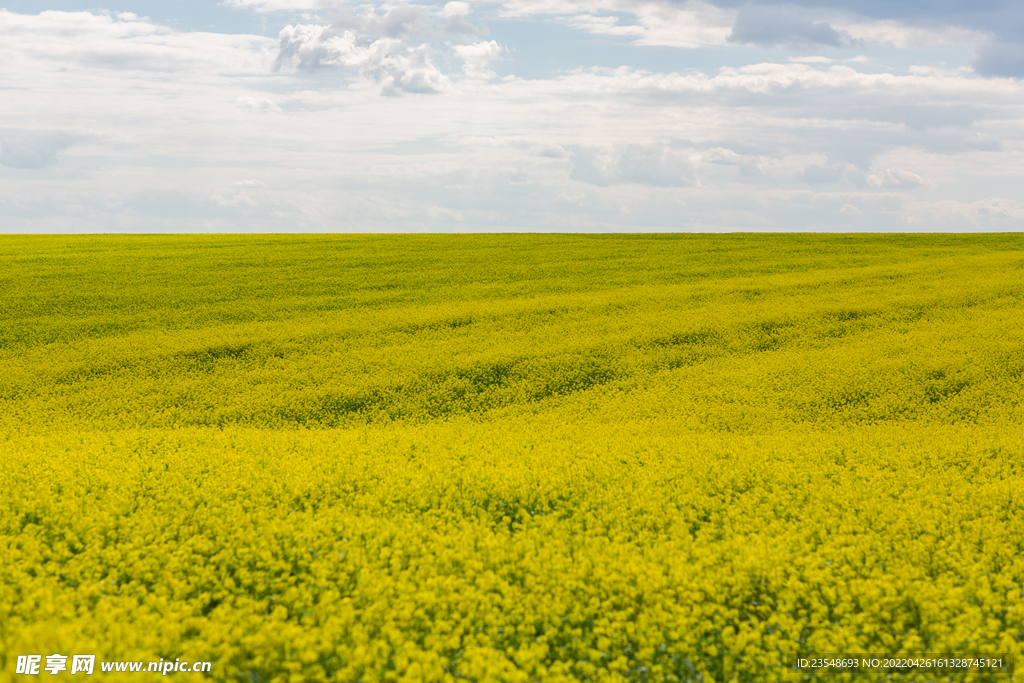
1,1,1022,231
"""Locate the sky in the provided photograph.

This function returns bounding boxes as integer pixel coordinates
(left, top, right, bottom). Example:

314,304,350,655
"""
1,1,1022,232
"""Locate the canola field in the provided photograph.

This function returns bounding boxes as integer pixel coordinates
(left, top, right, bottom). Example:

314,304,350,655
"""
1,233,1024,683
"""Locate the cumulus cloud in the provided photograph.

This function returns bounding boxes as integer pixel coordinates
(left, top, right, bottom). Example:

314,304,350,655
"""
454,41,502,80
443,2,471,18
275,23,339,69
0,130,78,169
443,2,487,36
569,143,698,187
275,14,451,95
271,5,499,92
331,5,435,41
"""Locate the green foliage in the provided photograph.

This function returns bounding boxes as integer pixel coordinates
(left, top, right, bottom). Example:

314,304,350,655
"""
1,234,1023,682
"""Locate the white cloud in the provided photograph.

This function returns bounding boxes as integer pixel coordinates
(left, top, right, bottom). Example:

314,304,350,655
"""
703,148,763,177
476,0,733,48
440,2,487,36
0,9,275,73
334,5,436,41
789,56,836,64
237,96,281,111
477,0,990,51
841,19,990,50
221,0,345,11
867,168,927,189
443,2,471,18
454,40,502,80
275,11,453,94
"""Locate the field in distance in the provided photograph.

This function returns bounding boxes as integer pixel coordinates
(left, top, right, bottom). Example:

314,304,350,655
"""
2,234,1023,682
